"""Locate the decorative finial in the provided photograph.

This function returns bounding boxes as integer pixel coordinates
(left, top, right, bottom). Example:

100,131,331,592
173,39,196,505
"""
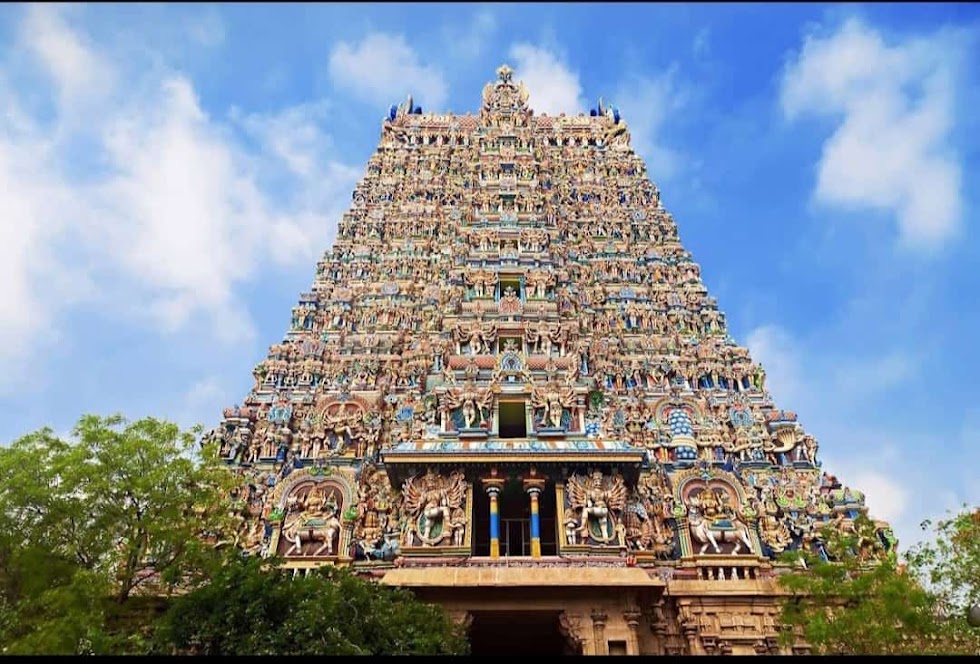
496,63,513,83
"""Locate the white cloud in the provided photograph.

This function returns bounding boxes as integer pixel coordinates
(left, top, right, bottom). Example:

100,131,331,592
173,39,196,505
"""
692,28,711,59
846,470,909,525
508,44,585,116
234,101,333,178
745,324,804,406
328,32,447,111
444,10,497,61
0,133,57,369
23,4,114,112
745,324,922,545
0,6,359,393
830,351,918,397
780,17,964,251
184,8,225,48
614,67,685,180
175,375,234,430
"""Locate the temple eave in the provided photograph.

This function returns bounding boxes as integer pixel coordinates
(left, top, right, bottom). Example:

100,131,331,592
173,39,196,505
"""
380,565,664,589
380,452,646,464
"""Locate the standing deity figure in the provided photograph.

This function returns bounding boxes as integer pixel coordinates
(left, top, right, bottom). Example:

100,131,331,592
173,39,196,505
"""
527,271,553,299
442,381,493,430
323,404,363,453
566,470,628,544
455,319,497,355
401,469,467,547
525,324,543,354
466,270,487,298
531,381,575,430
797,434,818,464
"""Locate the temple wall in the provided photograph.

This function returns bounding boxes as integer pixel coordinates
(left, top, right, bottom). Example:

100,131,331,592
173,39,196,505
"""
206,64,886,656
382,566,800,655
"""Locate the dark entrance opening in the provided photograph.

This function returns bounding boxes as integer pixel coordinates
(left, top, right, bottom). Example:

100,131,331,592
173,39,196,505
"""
498,401,527,438
469,610,577,655
472,484,490,556
499,479,530,557
472,479,558,557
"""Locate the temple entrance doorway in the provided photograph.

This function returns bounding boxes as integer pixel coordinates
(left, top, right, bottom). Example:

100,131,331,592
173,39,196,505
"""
472,477,557,556
468,610,578,655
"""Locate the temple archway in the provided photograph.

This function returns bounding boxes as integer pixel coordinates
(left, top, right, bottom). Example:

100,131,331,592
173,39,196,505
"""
468,610,578,655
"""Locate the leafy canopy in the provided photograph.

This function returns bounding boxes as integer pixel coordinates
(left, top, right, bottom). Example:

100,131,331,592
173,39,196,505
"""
778,512,980,655
1,414,467,656
152,555,469,656
0,414,236,653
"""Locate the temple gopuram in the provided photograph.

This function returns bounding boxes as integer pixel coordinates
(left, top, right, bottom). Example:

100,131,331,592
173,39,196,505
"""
206,65,894,656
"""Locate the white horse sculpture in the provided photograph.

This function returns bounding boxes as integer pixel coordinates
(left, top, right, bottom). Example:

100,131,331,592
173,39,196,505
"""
687,504,755,555
283,512,342,556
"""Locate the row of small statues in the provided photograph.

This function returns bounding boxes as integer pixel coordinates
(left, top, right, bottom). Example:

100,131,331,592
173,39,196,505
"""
226,459,872,565
258,331,748,369
251,354,765,404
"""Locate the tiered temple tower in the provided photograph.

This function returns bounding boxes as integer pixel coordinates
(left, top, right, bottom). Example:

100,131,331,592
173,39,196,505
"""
207,65,893,655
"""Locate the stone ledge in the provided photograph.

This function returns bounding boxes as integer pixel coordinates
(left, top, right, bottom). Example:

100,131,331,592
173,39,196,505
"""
381,565,664,588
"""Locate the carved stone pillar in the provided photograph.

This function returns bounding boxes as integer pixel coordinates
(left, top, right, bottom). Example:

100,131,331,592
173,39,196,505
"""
591,609,609,656
481,469,505,559
558,611,586,654
679,603,701,655
648,598,669,656
624,608,642,655
527,486,542,557
522,467,546,558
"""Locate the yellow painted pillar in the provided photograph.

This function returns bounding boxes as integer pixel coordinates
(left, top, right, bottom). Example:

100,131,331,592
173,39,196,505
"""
528,487,542,558
523,467,547,559
482,470,505,559
488,486,501,558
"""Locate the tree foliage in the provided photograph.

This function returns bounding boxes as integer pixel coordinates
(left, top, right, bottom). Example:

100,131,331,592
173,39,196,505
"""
778,512,980,655
0,414,468,656
0,415,236,653
906,505,980,622
152,555,469,656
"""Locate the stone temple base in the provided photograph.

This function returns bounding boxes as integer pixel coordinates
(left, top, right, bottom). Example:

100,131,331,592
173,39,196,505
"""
379,562,806,655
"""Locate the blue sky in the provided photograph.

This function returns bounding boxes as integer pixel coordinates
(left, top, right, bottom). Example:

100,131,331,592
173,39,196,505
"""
1,3,978,552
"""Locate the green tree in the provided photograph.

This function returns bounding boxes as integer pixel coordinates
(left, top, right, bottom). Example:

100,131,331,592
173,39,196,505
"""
152,555,469,656
0,415,237,654
906,505,980,625
777,512,980,655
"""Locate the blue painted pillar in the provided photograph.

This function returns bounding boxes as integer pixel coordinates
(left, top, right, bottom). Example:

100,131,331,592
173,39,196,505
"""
528,487,542,558
482,472,505,559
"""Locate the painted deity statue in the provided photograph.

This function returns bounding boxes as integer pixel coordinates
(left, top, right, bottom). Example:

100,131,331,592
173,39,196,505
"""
401,469,468,547
685,486,755,555
531,381,575,430
442,381,493,430
566,470,628,545
281,484,343,557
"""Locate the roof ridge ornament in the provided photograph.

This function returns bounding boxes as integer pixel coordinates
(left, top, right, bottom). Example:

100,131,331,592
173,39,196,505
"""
482,64,530,123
